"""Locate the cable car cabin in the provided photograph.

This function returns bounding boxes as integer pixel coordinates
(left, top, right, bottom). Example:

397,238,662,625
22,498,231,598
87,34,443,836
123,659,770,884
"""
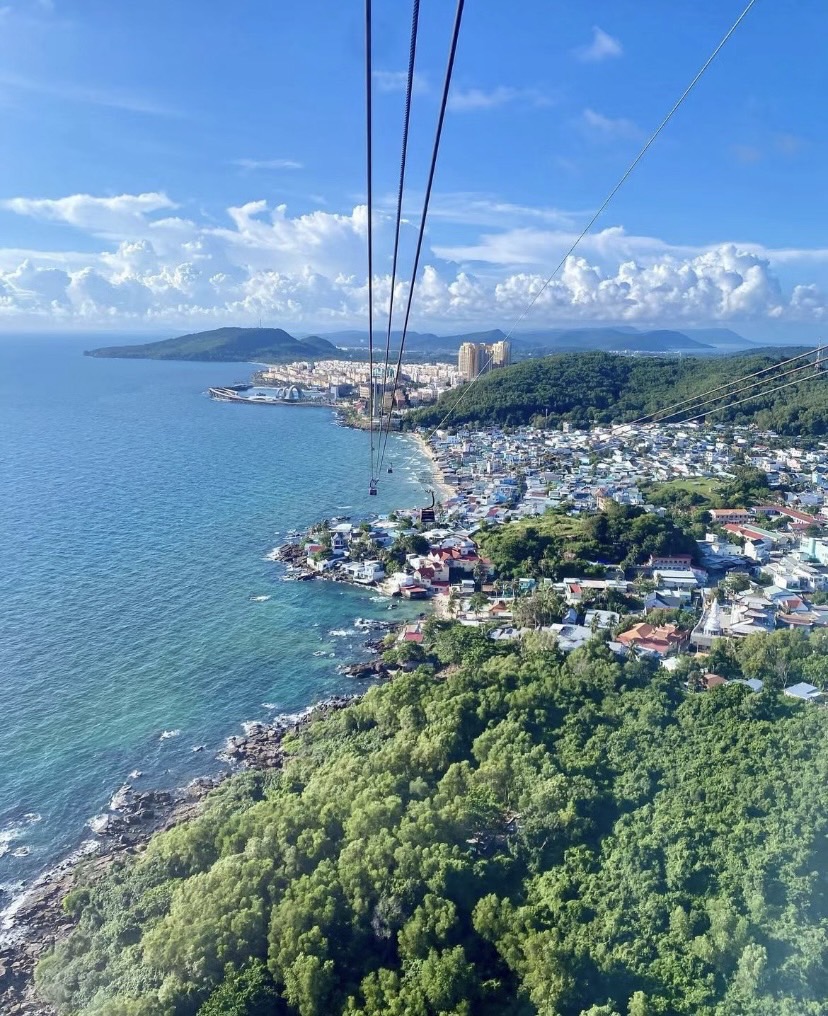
387,464,393,474
369,480,378,496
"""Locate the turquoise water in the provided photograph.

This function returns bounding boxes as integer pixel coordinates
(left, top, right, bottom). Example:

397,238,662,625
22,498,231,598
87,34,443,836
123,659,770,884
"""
0,337,432,890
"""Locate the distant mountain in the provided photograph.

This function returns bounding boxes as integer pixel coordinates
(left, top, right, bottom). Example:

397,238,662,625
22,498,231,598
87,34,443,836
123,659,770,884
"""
521,327,713,353
318,329,507,353
85,327,340,363
319,326,720,356
682,327,756,349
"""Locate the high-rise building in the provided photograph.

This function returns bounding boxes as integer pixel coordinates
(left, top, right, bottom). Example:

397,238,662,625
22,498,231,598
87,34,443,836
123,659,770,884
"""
458,342,479,381
458,339,511,380
490,339,511,368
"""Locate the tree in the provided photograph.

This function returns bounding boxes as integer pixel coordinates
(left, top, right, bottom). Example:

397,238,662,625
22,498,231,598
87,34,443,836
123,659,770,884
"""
512,587,565,629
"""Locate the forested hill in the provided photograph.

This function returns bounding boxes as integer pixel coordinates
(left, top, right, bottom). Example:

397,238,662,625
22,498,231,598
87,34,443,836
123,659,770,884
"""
407,349,828,434
35,630,828,1014
84,326,340,362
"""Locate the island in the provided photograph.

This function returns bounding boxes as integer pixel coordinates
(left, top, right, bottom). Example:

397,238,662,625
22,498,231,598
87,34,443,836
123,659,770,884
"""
84,326,341,363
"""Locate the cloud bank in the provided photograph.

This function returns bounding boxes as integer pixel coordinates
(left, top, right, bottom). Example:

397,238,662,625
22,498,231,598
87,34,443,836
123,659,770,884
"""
0,190,825,330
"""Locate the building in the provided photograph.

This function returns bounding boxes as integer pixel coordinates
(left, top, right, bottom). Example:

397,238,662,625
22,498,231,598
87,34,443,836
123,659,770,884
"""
784,681,823,702
457,340,511,381
458,342,479,381
648,553,693,569
616,622,690,656
490,340,511,368
709,508,752,525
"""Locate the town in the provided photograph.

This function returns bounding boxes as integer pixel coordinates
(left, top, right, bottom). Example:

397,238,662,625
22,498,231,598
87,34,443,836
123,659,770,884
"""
275,416,828,705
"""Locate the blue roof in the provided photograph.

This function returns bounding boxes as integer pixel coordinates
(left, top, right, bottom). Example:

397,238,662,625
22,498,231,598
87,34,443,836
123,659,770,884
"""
784,682,820,700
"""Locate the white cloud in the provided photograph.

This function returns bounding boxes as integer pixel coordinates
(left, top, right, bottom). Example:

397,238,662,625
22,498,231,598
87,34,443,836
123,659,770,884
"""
0,190,825,330
2,192,178,237
448,86,552,112
373,69,429,95
0,71,180,116
582,107,640,140
232,158,304,171
402,192,581,229
575,26,623,63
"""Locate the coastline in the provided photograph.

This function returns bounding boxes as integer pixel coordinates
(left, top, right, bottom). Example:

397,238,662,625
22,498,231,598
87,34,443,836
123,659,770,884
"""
0,695,360,1016
0,389,448,1012
410,431,454,502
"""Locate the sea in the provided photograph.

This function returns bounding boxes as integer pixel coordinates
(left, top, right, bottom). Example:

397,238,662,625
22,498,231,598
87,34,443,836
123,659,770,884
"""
0,335,436,898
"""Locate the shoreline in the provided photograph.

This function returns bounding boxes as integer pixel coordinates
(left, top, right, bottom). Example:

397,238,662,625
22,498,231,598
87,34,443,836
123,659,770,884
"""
410,431,454,502
0,695,361,1016
0,395,449,1012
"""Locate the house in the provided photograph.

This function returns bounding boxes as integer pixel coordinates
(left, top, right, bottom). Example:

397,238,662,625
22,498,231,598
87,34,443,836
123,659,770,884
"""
488,626,525,642
733,677,764,692
700,672,728,690
617,622,690,656
308,556,337,573
799,536,828,566
784,681,822,702
583,609,620,630
652,567,700,590
547,623,592,653
330,531,350,556
774,506,819,526
342,560,385,584
648,553,693,569
645,589,691,612
391,572,415,593
709,508,752,525
776,612,818,630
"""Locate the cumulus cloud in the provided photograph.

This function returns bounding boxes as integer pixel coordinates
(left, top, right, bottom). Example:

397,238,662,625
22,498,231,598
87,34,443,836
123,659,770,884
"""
575,27,623,63
0,190,825,330
2,192,178,237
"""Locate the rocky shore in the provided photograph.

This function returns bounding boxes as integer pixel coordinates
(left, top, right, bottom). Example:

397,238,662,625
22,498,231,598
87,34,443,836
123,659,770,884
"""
0,694,362,1016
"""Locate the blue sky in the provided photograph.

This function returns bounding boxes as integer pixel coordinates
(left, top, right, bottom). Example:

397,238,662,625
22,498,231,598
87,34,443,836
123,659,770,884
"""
0,0,825,339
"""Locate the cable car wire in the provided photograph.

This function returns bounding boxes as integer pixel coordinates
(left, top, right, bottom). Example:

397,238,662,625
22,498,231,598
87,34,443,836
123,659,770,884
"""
376,0,465,477
652,356,819,426
365,0,377,492
376,0,421,445
623,345,819,427
421,0,758,444
681,370,822,425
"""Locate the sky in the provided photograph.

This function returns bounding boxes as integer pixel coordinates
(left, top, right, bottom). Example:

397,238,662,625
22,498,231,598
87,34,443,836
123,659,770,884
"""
0,0,826,339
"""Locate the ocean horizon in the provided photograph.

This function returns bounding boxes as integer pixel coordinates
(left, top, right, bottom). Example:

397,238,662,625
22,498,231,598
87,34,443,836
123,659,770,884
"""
0,335,436,899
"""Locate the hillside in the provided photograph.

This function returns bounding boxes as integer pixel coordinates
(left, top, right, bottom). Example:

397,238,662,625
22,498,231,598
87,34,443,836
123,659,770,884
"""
407,348,828,434
528,327,712,353
84,327,340,363
34,632,828,1015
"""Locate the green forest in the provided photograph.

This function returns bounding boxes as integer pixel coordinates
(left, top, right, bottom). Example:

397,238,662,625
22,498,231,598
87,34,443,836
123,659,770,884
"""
36,628,828,1016
406,350,828,433
475,504,698,579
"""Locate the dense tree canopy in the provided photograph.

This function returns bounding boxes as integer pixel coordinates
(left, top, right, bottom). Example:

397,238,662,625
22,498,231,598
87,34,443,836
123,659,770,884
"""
36,628,828,1016
406,349,828,433
477,504,697,579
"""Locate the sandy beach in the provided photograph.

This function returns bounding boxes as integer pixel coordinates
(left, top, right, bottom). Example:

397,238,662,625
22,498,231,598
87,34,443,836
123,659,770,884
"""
410,432,454,502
